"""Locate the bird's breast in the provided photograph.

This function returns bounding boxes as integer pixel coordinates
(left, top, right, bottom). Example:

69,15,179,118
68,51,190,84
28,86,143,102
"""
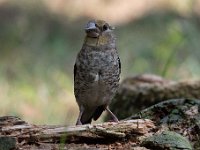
74,47,120,108
79,49,117,68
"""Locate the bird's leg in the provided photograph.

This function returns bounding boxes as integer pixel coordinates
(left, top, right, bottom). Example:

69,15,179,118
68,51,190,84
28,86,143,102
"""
106,107,119,122
76,106,84,125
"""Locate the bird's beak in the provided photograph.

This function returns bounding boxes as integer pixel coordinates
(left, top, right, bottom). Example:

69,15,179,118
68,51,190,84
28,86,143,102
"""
85,21,99,38
85,22,96,31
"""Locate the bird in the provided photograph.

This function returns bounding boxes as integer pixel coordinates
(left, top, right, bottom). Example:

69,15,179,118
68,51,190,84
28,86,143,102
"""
74,20,121,125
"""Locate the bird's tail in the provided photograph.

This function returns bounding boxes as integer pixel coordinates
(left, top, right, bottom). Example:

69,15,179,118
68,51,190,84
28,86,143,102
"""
93,105,105,121
80,105,106,124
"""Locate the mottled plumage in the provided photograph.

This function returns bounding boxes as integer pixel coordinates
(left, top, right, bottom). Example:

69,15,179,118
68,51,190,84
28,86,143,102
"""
74,20,120,125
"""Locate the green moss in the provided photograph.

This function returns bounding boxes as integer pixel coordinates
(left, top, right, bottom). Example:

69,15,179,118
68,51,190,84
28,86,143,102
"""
142,131,192,150
0,137,16,150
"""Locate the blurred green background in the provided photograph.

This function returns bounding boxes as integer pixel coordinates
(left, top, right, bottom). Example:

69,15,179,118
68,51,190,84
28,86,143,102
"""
0,0,200,125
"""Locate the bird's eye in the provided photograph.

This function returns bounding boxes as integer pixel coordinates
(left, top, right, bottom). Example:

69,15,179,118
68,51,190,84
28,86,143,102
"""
103,24,109,31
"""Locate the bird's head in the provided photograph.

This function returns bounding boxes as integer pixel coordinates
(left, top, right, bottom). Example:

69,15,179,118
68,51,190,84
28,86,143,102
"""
84,20,116,47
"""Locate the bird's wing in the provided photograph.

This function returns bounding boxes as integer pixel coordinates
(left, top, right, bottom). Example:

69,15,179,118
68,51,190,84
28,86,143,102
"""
74,63,77,82
118,56,121,74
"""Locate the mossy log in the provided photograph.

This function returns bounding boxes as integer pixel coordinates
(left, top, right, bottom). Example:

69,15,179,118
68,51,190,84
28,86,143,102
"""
130,98,200,149
109,74,200,119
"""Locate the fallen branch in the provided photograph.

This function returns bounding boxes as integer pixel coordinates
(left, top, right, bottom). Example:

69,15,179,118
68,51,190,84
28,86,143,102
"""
0,116,155,149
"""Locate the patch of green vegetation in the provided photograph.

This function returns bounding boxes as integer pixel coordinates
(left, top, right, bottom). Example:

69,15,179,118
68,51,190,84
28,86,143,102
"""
0,2,199,124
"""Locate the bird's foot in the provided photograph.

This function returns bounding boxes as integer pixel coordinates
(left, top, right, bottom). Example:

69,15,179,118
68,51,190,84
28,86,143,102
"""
76,106,84,125
76,120,82,125
106,107,119,123
112,116,119,123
